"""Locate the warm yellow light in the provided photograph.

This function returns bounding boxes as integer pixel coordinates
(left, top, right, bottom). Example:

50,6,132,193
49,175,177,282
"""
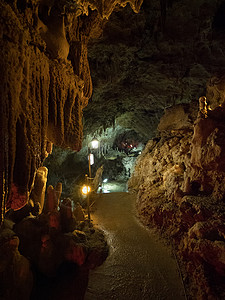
81,185,91,195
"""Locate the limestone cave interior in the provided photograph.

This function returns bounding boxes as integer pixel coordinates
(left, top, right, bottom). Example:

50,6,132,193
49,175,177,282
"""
1,0,225,299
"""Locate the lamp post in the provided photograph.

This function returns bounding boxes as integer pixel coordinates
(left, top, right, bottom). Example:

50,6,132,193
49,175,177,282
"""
81,179,91,221
88,138,99,179
86,138,99,222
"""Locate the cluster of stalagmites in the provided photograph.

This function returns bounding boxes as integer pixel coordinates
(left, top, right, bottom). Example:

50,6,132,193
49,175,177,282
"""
0,166,108,300
129,80,225,299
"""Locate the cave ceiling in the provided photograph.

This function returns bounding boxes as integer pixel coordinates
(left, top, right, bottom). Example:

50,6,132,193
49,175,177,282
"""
84,0,225,140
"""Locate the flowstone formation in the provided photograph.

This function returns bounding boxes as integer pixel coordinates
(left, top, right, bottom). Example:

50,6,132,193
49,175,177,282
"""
128,78,225,299
0,0,143,223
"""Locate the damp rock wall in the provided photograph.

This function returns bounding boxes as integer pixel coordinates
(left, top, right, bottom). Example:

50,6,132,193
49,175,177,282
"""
0,0,143,222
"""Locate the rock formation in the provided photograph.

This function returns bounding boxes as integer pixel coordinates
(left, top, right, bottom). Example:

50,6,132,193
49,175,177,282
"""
0,229,33,300
0,177,108,299
0,0,143,223
128,79,225,299
0,1,144,298
84,0,225,137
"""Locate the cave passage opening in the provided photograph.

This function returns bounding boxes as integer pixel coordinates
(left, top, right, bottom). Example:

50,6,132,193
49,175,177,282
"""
44,124,146,207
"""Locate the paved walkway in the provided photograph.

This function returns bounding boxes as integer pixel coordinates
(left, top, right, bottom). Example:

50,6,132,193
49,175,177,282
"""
85,192,186,300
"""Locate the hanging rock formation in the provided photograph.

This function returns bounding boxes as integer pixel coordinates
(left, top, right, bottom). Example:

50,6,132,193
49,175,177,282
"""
0,0,143,222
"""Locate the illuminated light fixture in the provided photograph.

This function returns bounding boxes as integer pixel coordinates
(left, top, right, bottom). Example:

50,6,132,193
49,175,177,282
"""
81,185,91,195
103,178,108,183
89,153,94,165
90,138,99,149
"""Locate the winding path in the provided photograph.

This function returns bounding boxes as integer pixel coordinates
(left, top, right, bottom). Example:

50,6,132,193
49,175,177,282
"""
85,192,186,300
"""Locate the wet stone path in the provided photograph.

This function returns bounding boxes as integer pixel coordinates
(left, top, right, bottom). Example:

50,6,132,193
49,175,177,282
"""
84,192,186,300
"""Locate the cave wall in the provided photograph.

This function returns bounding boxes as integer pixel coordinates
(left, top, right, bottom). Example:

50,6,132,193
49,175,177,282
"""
0,0,143,222
128,79,225,298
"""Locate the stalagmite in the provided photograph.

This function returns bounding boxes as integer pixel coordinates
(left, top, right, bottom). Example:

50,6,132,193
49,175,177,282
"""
73,202,85,221
30,167,48,213
55,182,62,203
45,185,59,213
60,198,77,232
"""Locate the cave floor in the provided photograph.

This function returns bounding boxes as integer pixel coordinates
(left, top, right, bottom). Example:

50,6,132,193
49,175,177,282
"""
85,192,186,300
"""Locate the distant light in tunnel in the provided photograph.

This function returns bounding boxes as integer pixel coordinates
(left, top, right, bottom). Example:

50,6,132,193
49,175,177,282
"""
103,190,110,193
81,185,91,195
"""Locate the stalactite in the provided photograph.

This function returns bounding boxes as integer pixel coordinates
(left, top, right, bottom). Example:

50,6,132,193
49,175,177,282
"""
76,0,144,19
0,0,144,214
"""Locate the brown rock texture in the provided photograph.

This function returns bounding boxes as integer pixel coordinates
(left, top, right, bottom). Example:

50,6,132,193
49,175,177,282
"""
188,106,225,200
129,93,225,298
0,231,33,300
0,213,108,299
0,0,143,221
84,0,225,138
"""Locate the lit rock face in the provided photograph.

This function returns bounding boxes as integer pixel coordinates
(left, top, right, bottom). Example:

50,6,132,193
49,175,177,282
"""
185,78,225,201
188,106,225,200
128,87,225,298
0,0,143,217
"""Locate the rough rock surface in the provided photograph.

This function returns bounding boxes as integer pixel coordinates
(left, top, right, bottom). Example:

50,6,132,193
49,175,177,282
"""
84,0,225,137
0,0,143,222
129,92,225,299
0,229,33,300
0,187,109,299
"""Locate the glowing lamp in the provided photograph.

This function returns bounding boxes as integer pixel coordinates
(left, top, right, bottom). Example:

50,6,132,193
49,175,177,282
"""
90,138,99,149
81,185,91,195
